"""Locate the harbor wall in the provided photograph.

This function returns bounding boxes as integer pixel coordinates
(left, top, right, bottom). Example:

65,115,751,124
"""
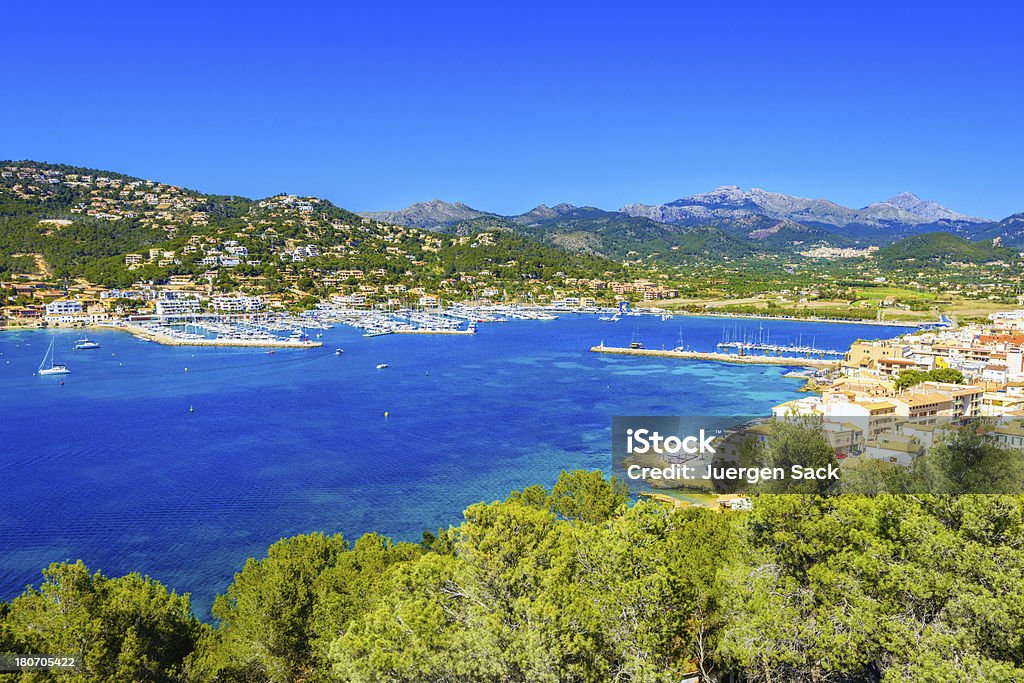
589,345,839,369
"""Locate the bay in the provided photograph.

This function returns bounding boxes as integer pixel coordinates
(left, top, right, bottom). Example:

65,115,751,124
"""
0,314,902,616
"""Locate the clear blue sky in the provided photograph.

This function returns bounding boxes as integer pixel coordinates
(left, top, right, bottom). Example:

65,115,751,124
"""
3,1,1021,218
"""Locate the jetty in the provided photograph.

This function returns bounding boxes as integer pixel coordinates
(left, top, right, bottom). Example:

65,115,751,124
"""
123,322,321,348
393,328,476,335
589,345,840,369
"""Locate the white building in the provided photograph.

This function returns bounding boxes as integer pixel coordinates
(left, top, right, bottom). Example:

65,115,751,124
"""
155,297,201,317
45,300,83,315
331,293,366,306
210,296,263,312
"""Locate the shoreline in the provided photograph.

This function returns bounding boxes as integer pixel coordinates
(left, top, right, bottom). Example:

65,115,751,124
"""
590,345,840,369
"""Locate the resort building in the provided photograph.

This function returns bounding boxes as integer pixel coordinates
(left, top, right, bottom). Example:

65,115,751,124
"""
155,297,201,317
210,296,263,313
45,300,83,315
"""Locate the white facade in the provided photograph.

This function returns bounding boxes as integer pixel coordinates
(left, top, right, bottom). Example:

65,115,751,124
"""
210,296,263,312
155,297,201,316
45,300,83,315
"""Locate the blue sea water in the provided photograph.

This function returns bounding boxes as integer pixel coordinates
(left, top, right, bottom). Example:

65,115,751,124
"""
0,314,903,616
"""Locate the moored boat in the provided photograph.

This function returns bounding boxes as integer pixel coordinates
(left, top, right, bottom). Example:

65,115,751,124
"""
74,336,101,350
38,337,71,375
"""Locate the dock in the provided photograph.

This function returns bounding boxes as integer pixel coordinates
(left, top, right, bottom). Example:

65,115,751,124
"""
123,323,322,348
589,345,840,369
392,329,476,335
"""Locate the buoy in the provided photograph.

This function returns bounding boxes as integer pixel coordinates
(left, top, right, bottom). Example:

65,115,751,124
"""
184,367,188,372
384,411,389,418
189,405,194,413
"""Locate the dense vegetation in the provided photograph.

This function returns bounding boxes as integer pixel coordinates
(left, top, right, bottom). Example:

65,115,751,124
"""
893,367,965,391
448,211,759,264
2,466,1022,682
874,232,1018,266
4,162,1023,321
0,162,626,294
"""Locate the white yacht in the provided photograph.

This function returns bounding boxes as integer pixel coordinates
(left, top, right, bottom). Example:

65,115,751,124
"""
74,336,101,350
38,337,70,375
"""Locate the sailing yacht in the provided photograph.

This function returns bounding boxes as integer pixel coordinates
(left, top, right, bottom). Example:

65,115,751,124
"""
629,326,644,349
38,337,70,375
673,327,687,352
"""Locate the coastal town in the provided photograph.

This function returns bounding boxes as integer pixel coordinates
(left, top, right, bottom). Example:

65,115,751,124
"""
603,310,1024,482
753,311,1024,467
1,163,684,324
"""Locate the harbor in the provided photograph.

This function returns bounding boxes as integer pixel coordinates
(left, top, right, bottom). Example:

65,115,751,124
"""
715,324,846,357
299,302,562,337
2,313,902,615
16,301,929,353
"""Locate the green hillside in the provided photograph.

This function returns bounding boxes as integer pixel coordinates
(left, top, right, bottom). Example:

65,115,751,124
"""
875,231,1017,266
446,208,758,264
0,161,626,299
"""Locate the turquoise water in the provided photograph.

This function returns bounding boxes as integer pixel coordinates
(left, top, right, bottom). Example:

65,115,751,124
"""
0,314,902,616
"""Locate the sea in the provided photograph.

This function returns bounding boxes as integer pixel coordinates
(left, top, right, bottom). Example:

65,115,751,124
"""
0,314,904,616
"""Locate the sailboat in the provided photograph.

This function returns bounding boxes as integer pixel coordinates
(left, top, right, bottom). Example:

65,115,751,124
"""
38,337,70,375
629,326,644,350
673,327,687,352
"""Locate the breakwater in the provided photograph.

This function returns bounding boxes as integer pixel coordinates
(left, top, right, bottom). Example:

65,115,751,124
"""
589,345,840,369
122,323,322,348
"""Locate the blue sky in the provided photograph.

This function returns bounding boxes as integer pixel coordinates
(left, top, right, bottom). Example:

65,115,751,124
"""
3,1,1021,217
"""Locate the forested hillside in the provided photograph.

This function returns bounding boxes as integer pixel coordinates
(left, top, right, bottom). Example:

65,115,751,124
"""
0,162,626,298
2,467,1022,682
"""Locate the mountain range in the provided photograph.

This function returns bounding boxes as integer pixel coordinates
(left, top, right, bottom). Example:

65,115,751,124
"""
363,188,1021,263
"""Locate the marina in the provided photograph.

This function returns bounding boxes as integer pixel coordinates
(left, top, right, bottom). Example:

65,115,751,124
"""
298,302,564,338
120,319,323,348
714,324,844,357
22,300,933,352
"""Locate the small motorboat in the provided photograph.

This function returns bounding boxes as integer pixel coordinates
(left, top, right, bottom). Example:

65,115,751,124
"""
376,363,388,369
336,348,344,356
